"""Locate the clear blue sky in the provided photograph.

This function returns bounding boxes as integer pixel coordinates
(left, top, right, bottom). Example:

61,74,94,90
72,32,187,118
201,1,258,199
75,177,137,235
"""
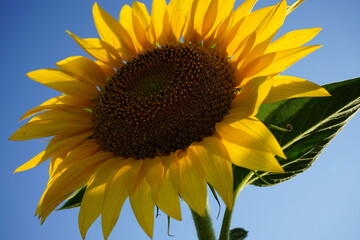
1,0,359,239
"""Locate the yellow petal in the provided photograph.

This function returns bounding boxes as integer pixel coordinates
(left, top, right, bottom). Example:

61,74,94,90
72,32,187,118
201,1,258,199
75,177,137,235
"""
79,159,117,239
222,0,258,37
27,107,90,123
14,151,46,173
201,0,219,37
231,0,258,26
36,151,113,222
26,69,98,99
54,140,100,174
19,95,92,121
93,3,136,60
203,0,237,47
254,0,287,45
132,2,155,49
239,0,287,65
94,61,115,78
156,169,182,220
101,159,143,239
119,4,144,53
231,32,256,67
211,0,235,31
48,156,64,177
129,178,154,238
151,0,167,42
132,15,152,51
168,0,191,42
42,131,93,162
264,75,330,103
259,45,322,77
78,176,99,239
144,157,164,201
236,47,276,79
56,56,106,86
192,0,211,34
239,45,321,79
171,151,207,216
231,76,272,116
184,0,211,43
151,154,181,220
266,28,322,53
233,0,287,66
10,119,92,141
224,6,272,56
14,131,93,174
203,9,232,48
188,137,234,209
67,31,122,68
222,139,284,173
11,108,92,141
216,115,286,159
212,0,256,48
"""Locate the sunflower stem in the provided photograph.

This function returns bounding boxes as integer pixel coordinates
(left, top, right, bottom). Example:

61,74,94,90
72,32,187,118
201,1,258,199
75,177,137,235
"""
218,172,254,240
218,208,233,240
191,204,216,240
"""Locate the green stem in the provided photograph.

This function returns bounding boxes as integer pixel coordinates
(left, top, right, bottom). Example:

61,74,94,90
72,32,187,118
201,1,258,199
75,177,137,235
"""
218,208,233,240
191,204,216,240
218,172,254,240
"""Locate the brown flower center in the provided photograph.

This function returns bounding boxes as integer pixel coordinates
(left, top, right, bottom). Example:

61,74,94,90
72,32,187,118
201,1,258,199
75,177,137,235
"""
93,44,235,159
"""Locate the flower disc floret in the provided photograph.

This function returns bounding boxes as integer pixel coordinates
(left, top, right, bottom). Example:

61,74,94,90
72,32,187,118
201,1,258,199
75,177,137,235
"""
93,44,236,159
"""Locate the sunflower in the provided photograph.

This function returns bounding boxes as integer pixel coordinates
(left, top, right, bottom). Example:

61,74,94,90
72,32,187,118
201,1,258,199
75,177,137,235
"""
11,0,330,239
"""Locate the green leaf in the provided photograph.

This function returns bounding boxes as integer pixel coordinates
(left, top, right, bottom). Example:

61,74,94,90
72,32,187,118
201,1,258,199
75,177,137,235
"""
230,228,248,240
249,77,360,186
57,186,86,210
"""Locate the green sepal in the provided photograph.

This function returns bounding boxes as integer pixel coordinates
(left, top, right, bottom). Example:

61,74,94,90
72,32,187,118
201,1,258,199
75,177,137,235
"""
57,186,86,210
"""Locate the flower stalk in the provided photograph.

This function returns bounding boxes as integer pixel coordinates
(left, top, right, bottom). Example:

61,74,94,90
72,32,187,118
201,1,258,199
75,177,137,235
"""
218,172,255,240
191,205,216,240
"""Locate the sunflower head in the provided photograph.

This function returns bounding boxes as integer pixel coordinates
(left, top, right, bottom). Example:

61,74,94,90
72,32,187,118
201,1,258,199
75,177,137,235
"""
11,0,330,239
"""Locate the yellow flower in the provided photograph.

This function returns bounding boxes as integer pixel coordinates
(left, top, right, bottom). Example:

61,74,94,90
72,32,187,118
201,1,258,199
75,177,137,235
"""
11,0,330,239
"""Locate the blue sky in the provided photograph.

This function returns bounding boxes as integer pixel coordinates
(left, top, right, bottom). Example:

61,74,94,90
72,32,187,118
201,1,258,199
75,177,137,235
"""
1,0,359,240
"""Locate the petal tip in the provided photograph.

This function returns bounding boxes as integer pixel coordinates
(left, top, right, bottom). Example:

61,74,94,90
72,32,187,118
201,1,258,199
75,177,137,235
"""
65,30,73,36
276,165,285,173
8,132,19,141
278,151,287,160
270,161,285,173
13,167,22,173
320,88,331,97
